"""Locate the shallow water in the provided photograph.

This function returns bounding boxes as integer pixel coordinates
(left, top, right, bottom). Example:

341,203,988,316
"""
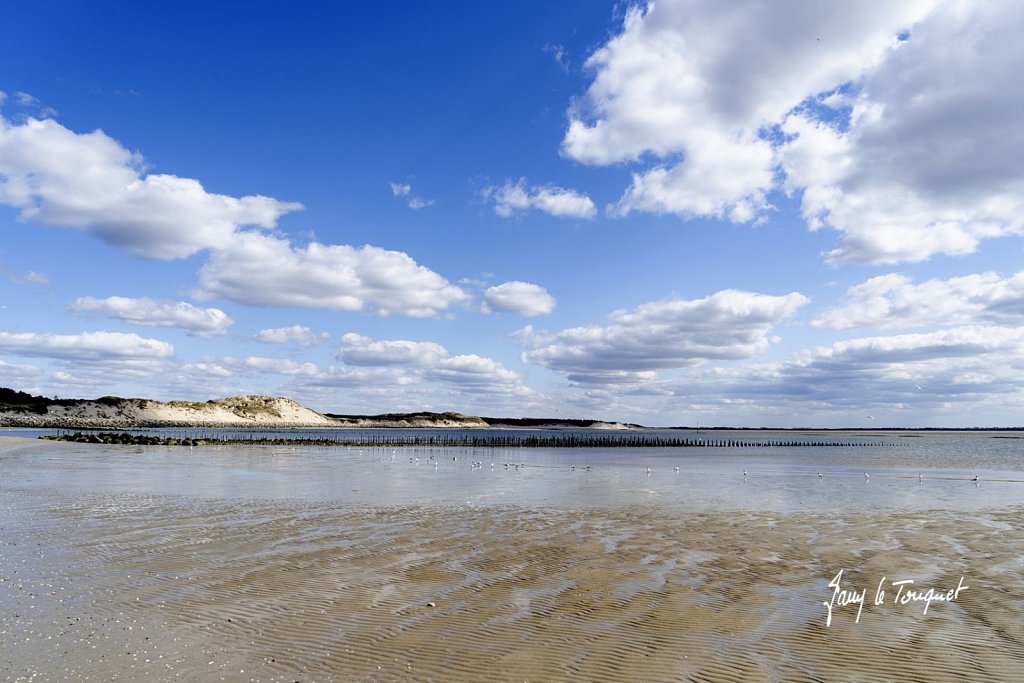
2,434,1023,682
4,432,1023,512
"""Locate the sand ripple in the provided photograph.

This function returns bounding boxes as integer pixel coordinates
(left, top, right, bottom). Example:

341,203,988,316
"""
1,487,1021,682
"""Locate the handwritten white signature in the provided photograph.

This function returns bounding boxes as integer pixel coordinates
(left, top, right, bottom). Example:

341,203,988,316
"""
823,569,969,627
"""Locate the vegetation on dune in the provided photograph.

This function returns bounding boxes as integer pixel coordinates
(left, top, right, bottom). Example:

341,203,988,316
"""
166,395,294,419
325,410,483,423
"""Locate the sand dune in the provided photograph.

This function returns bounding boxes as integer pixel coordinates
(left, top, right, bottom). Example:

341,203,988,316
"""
0,394,336,428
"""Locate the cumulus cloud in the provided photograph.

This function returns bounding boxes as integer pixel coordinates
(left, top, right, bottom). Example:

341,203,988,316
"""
564,1,934,221
425,354,527,393
0,114,469,320
668,325,1024,417
483,281,556,316
0,115,303,259
0,331,174,361
0,359,42,382
779,2,1024,264
485,178,596,219
297,365,420,389
334,333,533,397
338,333,449,367
196,232,470,317
69,296,233,337
815,272,1024,330
520,289,808,384
255,325,330,346
241,356,320,377
565,1,1024,263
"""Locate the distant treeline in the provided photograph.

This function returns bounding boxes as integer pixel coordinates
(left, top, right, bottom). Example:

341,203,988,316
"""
0,388,117,414
324,410,483,423
41,431,895,449
0,387,135,412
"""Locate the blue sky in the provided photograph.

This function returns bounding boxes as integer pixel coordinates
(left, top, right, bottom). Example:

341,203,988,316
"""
2,0,1024,427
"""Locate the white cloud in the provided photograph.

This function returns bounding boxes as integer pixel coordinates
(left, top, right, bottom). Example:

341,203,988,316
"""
0,115,303,259
483,281,556,316
338,333,449,367
0,331,174,361
486,178,596,219
242,356,320,377
564,1,935,222
197,232,470,317
668,325,1024,415
520,289,808,384
334,333,534,397
0,114,467,320
70,296,233,337
779,2,1024,264
390,182,433,209
815,272,1024,330
0,359,42,382
408,197,434,210
298,365,421,389
426,354,533,396
8,270,49,285
563,1,1024,263
181,361,233,379
544,43,570,72
255,325,329,346
13,92,40,107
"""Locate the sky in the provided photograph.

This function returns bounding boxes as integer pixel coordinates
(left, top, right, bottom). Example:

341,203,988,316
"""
2,0,1024,428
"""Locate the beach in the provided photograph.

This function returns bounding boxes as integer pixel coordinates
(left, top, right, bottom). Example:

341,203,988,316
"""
2,435,1023,681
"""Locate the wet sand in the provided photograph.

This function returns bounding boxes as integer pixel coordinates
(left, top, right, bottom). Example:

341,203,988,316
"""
2,439,1023,681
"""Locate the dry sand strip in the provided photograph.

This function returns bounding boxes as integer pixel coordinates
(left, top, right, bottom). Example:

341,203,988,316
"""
2,489,1022,682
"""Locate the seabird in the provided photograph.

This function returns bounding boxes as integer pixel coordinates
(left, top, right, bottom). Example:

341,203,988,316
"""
818,472,823,479
865,472,870,480
972,475,979,483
